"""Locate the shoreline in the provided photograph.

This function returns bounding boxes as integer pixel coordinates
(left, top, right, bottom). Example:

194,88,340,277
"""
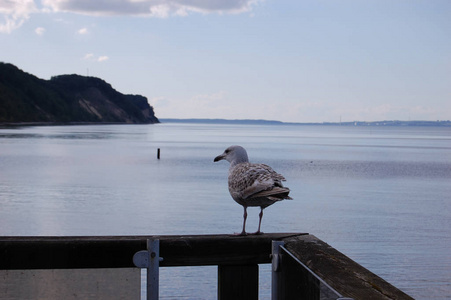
158,118,451,127
1,119,450,128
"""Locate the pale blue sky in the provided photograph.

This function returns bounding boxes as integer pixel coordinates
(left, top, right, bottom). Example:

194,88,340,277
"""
1,0,450,122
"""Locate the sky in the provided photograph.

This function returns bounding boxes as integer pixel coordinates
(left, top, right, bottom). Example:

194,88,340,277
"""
1,0,450,123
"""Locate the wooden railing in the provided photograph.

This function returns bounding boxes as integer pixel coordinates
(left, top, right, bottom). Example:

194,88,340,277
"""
0,233,413,299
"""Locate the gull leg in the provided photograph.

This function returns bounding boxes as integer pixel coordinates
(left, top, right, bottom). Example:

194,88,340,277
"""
255,208,264,235
236,206,248,236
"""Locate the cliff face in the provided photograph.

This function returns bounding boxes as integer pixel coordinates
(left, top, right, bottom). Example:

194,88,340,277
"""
0,63,159,124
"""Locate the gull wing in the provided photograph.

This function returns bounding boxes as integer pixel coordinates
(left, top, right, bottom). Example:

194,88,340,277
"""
229,163,290,200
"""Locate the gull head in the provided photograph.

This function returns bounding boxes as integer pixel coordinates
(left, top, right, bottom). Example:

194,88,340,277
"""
214,145,249,166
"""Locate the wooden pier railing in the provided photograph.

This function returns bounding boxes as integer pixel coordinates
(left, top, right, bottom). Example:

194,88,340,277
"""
0,233,413,300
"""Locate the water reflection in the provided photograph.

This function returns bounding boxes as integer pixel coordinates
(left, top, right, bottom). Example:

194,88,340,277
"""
0,124,450,299
0,131,115,140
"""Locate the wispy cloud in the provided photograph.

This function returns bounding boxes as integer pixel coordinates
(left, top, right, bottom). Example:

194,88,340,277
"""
0,0,37,33
77,27,88,34
41,0,261,17
1,0,260,33
83,53,109,62
35,26,45,35
97,55,109,62
83,53,94,60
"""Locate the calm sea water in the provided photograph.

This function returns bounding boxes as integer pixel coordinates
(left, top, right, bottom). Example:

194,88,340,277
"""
1,123,450,299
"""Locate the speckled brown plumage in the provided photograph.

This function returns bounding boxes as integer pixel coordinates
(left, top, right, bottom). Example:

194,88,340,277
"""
228,162,291,208
214,145,292,235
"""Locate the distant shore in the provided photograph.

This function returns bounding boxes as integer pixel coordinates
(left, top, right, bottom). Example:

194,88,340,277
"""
2,119,450,128
160,118,451,127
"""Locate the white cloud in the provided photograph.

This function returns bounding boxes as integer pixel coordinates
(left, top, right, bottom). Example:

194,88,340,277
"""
35,26,45,35
83,53,109,62
83,53,94,60
41,0,261,17
77,27,88,34
0,0,37,33
1,0,260,33
148,4,170,18
97,55,109,62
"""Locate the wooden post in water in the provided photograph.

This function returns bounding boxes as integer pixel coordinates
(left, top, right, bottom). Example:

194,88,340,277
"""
157,148,160,159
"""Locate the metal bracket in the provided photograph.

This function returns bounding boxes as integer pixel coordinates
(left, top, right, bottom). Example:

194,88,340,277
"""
133,239,163,300
271,240,284,272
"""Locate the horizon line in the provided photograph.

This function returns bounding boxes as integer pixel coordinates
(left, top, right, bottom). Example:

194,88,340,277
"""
159,118,451,125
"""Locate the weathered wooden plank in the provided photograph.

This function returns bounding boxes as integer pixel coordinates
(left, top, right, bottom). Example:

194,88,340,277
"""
0,238,143,269
0,233,303,270
0,269,140,300
281,234,414,300
218,264,258,300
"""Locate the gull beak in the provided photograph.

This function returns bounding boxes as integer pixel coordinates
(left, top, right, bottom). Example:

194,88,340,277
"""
214,153,225,162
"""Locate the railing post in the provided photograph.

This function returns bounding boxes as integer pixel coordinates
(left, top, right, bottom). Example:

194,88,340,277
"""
271,240,285,300
146,239,161,300
218,264,258,300
133,239,162,300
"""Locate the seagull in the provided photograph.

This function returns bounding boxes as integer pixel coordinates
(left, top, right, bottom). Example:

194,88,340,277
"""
214,145,292,235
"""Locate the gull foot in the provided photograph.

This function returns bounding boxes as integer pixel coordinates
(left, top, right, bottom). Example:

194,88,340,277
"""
233,231,248,236
252,231,264,235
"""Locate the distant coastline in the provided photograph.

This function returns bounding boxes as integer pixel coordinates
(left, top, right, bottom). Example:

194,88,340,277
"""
160,118,284,125
160,118,451,127
2,119,450,128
